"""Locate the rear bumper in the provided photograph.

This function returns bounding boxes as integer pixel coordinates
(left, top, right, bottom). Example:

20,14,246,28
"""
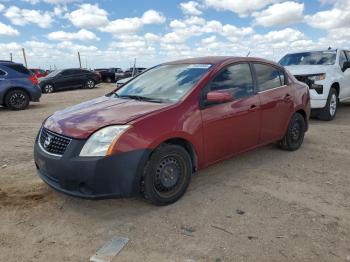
34,133,151,199
29,85,42,102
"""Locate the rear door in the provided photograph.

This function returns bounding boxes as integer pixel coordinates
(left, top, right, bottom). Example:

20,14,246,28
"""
0,69,7,100
253,63,293,143
201,63,261,165
55,69,76,89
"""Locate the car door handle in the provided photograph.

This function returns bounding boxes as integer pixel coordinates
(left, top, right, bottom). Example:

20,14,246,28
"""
248,105,258,112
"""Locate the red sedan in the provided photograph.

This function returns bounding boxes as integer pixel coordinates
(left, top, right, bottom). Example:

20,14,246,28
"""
34,56,310,205
30,68,48,78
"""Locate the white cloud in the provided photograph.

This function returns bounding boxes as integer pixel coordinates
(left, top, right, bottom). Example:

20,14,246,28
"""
253,1,304,27
305,2,350,30
22,0,78,4
0,22,20,36
4,6,53,28
141,10,165,24
180,1,202,16
67,4,109,28
204,0,282,17
100,10,165,35
47,29,100,42
0,3,5,12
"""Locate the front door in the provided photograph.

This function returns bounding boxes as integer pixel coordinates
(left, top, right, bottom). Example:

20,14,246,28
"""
201,63,261,165
253,63,294,143
339,51,350,99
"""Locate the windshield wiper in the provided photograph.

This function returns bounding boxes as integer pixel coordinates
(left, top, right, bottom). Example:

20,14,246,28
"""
118,94,163,103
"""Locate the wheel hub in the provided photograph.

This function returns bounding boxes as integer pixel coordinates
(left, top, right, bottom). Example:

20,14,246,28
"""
155,157,181,192
10,93,26,107
330,94,337,116
291,122,301,142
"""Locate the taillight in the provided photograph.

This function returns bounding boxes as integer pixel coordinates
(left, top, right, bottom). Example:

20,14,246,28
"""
29,75,39,85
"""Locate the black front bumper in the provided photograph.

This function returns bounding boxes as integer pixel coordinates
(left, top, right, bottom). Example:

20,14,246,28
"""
34,133,151,199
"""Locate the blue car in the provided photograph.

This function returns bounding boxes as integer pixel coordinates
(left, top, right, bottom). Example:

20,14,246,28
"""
0,61,42,110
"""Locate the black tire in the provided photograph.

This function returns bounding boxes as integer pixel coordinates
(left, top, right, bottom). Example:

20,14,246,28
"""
142,144,192,206
5,89,30,110
42,84,54,93
279,112,306,151
85,79,95,89
317,88,338,121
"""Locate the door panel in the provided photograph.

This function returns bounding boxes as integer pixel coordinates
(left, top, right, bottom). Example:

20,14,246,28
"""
201,95,261,164
258,86,293,142
340,51,350,99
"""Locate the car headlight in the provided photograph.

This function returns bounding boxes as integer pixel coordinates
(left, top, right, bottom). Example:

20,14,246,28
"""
308,74,326,81
79,125,131,157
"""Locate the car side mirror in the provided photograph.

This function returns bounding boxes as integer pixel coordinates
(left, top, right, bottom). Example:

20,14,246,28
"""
205,91,233,105
342,61,350,72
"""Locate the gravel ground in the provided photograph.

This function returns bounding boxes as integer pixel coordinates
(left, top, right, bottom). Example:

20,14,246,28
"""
0,83,349,262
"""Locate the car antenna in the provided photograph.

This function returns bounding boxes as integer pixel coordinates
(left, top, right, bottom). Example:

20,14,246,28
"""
246,51,251,57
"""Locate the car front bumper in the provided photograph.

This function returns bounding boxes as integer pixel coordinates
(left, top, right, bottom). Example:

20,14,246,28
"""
34,132,151,199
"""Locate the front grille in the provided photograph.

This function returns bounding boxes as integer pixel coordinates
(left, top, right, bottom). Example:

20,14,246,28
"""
39,128,71,156
294,75,313,87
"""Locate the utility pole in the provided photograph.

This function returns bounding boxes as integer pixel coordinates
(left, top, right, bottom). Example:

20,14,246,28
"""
22,48,28,67
78,51,82,68
132,58,136,77
10,53,12,62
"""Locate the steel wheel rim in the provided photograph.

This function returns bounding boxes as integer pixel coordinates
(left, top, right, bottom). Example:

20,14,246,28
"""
330,94,337,116
291,121,301,142
153,155,185,197
9,93,26,108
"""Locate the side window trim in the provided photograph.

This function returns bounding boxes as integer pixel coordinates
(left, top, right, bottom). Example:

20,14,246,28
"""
199,62,257,108
252,62,288,93
0,69,8,76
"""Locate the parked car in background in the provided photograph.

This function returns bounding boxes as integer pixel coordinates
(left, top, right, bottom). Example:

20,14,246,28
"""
34,56,310,205
116,76,132,88
94,68,124,83
280,48,350,120
30,68,48,78
0,61,41,110
39,68,101,93
123,67,147,78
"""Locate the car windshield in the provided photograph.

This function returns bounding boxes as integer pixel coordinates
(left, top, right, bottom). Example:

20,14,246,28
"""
279,51,336,66
115,64,212,102
46,70,61,77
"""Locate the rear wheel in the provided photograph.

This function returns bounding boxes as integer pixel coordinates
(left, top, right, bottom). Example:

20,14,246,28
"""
85,79,95,89
42,84,54,93
317,88,338,121
5,89,30,110
279,112,305,151
142,144,192,205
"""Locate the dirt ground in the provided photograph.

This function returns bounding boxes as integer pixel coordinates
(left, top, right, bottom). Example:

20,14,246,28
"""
0,83,349,262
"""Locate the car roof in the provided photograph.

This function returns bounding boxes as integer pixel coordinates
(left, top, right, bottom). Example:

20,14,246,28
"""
163,56,281,67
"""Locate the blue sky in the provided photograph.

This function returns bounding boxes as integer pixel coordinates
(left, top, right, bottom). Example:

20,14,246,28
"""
0,0,349,69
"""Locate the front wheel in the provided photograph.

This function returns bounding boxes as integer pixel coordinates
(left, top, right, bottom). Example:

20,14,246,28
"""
279,112,306,151
142,144,192,206
85,79,95,89
5,89,30,110
317,88,338,121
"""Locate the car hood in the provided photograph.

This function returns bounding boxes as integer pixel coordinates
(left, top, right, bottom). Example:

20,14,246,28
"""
44,96,171,139
285,65,331,76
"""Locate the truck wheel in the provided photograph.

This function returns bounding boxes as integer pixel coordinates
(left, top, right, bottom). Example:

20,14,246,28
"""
142,144,192,206
279,112,305,151
317,88,338,121
5,89,30,110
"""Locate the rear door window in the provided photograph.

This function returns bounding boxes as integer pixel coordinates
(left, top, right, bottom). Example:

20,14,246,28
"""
0,69,6,76
254,63,285,92
4,64,30,75
339,51,348,68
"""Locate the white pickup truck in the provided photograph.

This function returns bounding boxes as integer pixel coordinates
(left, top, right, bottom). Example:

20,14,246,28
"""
279,49,350,120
